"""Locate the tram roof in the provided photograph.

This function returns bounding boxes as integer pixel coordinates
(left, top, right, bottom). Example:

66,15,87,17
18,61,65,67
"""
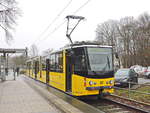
26,56,40,62
26,43,113,59
63,44,112,50
52,43,113,53
48,44,112,55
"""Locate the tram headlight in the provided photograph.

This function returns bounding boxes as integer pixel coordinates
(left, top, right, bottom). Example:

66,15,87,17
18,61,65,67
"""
109,80,114,84
89,81,93,85
89,81,96,85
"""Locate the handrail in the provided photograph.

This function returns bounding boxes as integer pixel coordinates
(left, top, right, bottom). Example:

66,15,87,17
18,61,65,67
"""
114,82,150,101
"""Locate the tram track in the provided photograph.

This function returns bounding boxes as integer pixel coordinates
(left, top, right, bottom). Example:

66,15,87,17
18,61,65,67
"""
81,95,150,113
103,98,149,113
105,94,150,112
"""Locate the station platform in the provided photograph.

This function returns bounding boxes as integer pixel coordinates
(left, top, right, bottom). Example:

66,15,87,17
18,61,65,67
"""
0,73,103,113
0,74,60,113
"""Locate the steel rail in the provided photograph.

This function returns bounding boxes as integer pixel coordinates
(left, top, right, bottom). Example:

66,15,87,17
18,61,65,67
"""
114,86,150,95
103,96,150,113
110,94,150,106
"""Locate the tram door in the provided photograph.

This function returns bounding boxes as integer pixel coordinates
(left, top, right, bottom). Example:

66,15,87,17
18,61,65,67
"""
34,61,39,79
66,53,73,92
29,62,31,77
46,59,50,84
27,62,31,77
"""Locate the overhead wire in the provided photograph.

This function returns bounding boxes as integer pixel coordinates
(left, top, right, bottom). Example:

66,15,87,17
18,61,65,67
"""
50,0,92,35
36,0,92,45
0,3,10,9
33,0,73,45
73,0,92,14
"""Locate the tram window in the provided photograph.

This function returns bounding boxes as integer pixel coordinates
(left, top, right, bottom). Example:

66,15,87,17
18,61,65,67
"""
58,53,63,71
27,62,31,70
36,61,40,74
42,63,46,70
37,61,40,72
50,52,63,72
41,59,46,70
50,54,56,71
74,55,86,71
29,63,31,70
73,48,87,72
55,52,63,72
33,60,39,74
33,61,36,73
74,56,81,71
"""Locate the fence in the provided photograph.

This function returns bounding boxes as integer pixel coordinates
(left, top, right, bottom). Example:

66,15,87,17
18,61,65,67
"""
114,81,150,103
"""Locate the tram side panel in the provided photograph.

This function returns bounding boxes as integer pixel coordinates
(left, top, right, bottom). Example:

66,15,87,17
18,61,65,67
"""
26,62,31,77
35,59,40,81
36,57,47,83
40,70,46,83
32,60,37,79
25,66,31,77
36,70,46,83
49,51,66,92
41,58,47,83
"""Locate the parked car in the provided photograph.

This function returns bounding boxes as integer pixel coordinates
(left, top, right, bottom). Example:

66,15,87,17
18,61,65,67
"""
141,67,148,76
144,67,150,78
114,68,138,87
130,65,143,76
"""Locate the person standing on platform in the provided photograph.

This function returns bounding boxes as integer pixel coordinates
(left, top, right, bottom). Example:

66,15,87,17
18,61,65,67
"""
13,67,16,80
16,67,20,76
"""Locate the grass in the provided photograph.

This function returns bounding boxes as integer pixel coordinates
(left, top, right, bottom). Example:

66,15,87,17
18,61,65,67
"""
114,85,150,104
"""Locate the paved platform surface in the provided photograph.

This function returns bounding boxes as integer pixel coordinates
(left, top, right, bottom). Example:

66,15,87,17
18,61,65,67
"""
0,74,61,113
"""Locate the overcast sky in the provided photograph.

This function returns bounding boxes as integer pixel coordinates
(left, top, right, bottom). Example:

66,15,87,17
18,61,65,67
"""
1,0,150,54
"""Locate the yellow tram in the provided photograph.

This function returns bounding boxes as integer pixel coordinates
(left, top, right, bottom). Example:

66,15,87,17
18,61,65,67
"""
26,43,114,96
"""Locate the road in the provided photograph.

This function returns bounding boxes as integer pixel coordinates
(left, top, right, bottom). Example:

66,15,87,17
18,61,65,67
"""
138,78,150,84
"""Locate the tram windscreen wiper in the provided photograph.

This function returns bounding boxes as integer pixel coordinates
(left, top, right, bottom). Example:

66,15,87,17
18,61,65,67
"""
101,56,110,71
91,70,97,75
107,56,110,69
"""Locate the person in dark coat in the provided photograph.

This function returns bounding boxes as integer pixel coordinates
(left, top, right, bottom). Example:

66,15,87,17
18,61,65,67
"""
16,67,20,76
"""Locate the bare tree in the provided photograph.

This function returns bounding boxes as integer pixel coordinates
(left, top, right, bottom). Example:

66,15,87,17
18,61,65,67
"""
136,13,150,66
29,44,39,57
0,0,21,43
11,55,26,68
116,17,137,67
95,13,150,67
95,20,121,68
42,48,53,56
96,20,118,46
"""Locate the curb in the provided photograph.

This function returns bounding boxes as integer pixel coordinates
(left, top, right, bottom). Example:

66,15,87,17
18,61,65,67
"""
23,76,84,113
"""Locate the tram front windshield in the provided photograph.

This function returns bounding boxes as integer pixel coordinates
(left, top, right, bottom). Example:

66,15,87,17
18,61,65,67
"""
87,47,113,72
